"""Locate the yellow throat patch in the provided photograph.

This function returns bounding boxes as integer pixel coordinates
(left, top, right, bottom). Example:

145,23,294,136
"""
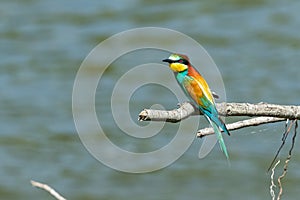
169,63,188,72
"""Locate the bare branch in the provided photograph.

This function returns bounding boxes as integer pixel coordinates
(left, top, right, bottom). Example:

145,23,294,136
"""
138,102,300,123
216,102,300,119
30,180,67,200
197,117,285,137
139,102,198,123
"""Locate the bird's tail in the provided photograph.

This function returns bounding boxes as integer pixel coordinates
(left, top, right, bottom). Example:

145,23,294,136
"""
201,108,230,136
206,116,229,160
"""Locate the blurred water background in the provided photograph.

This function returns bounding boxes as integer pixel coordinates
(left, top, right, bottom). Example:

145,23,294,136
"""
1,0,300,199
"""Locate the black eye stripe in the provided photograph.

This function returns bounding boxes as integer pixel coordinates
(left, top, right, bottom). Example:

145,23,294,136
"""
178,59,189,65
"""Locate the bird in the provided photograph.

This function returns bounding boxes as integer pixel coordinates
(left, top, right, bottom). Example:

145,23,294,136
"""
162,53,230,159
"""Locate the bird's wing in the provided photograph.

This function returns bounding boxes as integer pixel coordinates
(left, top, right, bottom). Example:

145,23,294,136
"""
182,74,229,132
182,75,215,109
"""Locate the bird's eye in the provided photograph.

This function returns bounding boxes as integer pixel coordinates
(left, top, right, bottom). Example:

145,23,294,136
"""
178,59,188,65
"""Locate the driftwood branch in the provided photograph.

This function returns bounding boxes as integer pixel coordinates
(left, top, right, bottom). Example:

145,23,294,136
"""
139,102,299,198
139,102,300,134
31,180,67,200
139,102,300,121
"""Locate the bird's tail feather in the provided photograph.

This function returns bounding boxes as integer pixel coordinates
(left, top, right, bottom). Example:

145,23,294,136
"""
201,108,230,136
206,117,229,160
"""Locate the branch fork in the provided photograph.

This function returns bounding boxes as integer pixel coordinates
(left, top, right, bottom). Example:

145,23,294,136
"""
138,102,300,136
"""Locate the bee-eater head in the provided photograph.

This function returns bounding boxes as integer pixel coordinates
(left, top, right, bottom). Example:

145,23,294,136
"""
162,53,189,72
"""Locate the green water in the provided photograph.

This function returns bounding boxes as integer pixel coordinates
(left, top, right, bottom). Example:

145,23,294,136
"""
1,0,300,199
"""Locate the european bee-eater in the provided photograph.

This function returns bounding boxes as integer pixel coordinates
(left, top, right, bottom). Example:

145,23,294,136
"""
163,53,230,159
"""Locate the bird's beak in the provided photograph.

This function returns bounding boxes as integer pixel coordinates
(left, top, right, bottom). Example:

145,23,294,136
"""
162,58,173,63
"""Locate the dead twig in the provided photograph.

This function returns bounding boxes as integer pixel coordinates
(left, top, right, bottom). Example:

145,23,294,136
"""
30,180,67,200
270,160,280,200
267,120,295,172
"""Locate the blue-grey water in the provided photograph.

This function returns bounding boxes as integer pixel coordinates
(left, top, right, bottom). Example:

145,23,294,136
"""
1,0,300,199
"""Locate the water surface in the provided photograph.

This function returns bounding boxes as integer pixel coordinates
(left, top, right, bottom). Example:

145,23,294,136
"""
1,0,300,199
